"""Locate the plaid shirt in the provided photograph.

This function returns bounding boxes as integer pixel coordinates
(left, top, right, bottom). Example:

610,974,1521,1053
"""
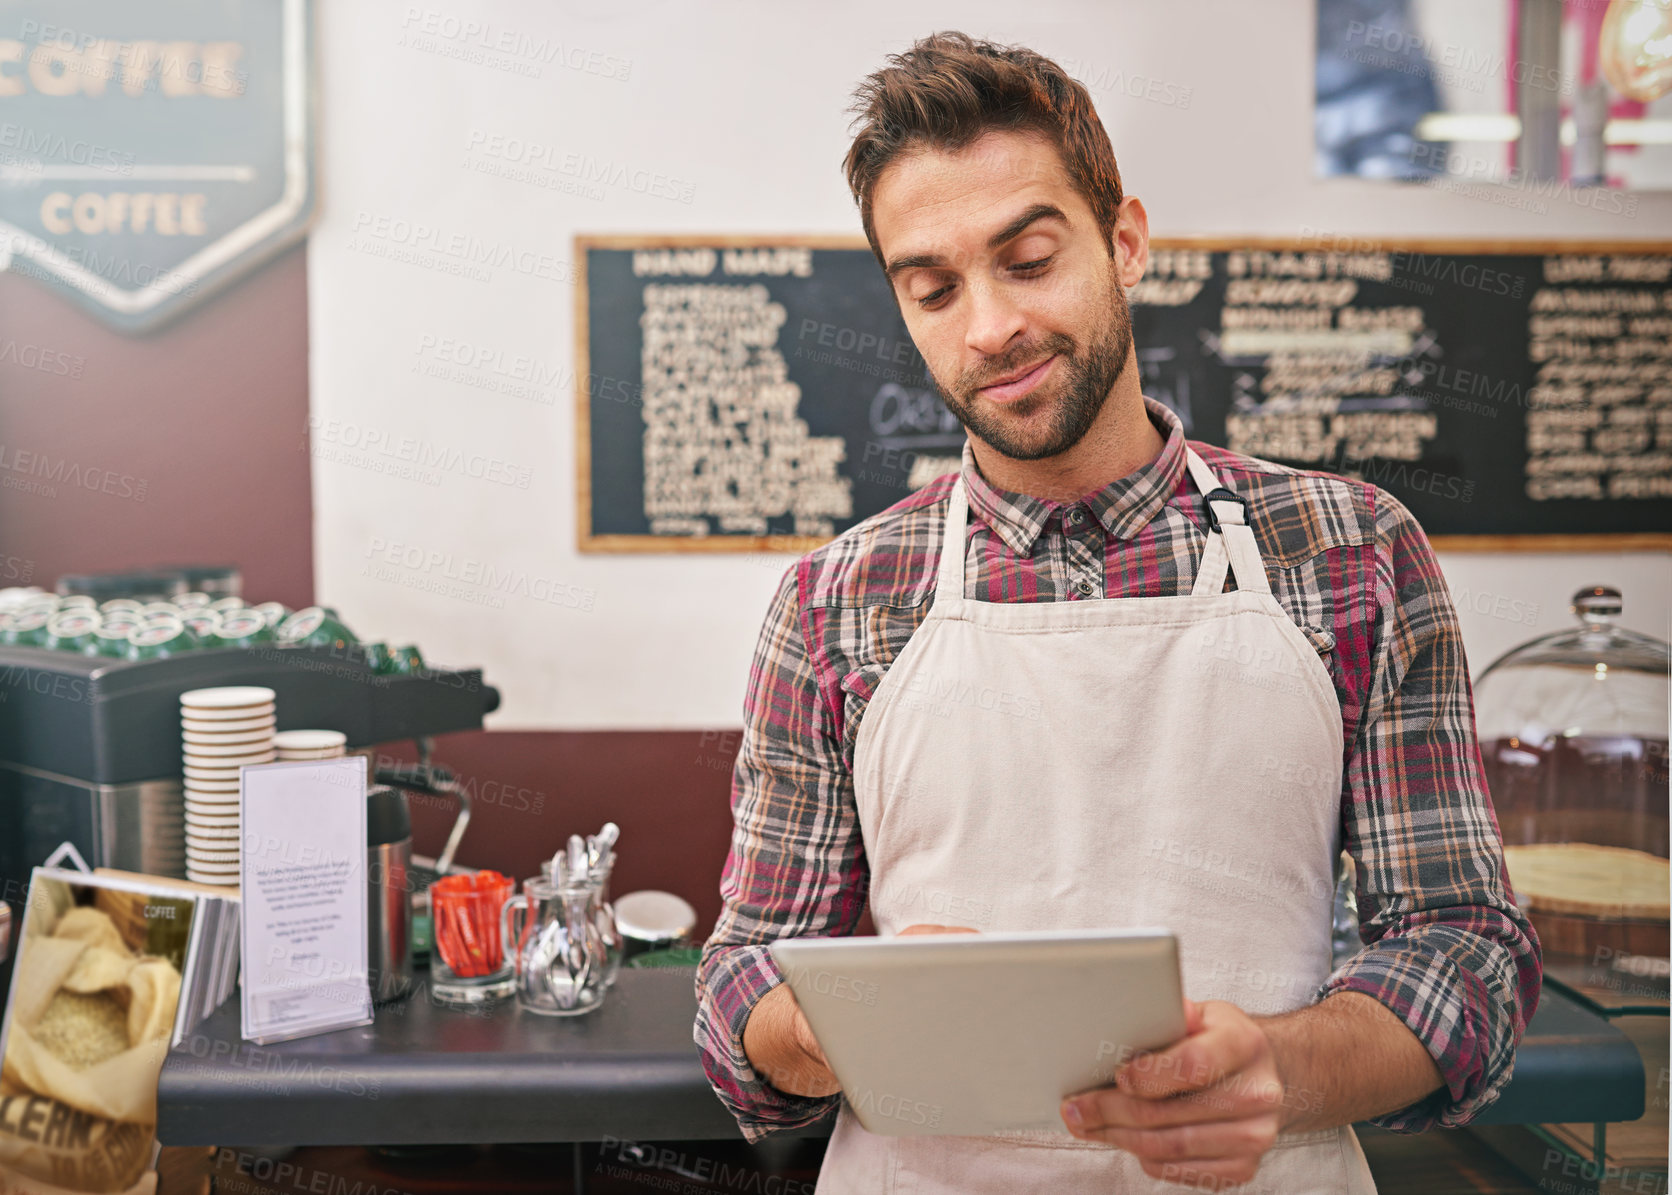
696,397,1541,1143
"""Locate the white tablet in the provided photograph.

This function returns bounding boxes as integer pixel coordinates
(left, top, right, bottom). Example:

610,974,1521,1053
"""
770,928,1185,1137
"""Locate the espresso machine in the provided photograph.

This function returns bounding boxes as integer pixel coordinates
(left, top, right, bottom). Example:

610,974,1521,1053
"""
0,641,498,1012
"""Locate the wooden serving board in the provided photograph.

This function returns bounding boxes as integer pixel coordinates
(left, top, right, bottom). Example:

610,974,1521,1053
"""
1502,844,1670,921
1503,843,1669,960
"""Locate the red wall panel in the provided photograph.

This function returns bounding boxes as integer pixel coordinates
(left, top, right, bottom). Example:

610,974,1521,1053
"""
0,248,316,609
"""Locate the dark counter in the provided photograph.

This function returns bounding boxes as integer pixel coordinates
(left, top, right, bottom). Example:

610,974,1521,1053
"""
156,970,1644,1146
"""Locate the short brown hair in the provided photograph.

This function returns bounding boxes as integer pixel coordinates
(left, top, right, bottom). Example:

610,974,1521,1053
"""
843,31,1123,267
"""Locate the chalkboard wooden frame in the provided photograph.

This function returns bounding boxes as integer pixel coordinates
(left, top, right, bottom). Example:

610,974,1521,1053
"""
575,234,1672,554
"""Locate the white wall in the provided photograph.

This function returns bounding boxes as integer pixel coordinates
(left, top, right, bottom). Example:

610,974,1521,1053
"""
309,0,1671,730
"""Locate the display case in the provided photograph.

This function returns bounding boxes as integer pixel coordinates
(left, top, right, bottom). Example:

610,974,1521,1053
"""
1473,585,1668,1193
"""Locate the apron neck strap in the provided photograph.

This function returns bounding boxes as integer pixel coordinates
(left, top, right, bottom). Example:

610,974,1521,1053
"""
1184,448,1270,597
936,475,971,607
935,448,1272,604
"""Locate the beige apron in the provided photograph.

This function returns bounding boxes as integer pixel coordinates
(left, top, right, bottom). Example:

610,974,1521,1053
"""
818,448,1377,1193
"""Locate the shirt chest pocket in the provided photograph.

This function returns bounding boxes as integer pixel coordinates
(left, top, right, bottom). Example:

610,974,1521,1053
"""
839,604,925,767
1299,624,1336,658
1296,623,1346,704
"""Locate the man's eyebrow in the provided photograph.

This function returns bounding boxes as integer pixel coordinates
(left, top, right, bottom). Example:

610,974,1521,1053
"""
883,250,943,281
883,203,1071,281
987,202,1068,252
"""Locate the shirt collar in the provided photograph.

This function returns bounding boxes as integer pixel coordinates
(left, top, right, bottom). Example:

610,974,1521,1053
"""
959,396,1188,557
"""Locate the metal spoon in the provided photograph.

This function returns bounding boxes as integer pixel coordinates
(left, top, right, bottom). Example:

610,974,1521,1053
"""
589,822,620,872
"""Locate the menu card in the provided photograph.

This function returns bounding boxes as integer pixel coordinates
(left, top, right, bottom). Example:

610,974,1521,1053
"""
239,758,371,1044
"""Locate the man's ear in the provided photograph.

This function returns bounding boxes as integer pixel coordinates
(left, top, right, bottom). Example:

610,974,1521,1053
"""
1112,195,1150,288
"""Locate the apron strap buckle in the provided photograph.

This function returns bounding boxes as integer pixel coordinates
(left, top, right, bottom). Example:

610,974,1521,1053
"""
1202,488,1249,534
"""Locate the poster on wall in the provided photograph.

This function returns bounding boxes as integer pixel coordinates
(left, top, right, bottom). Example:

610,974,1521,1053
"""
0,0,315,333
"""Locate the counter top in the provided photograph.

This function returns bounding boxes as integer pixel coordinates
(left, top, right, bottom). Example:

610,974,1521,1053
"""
156,969,1645,1146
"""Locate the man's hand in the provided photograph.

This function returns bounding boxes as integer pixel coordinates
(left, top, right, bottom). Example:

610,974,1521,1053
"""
743,926,976,1097
1060,998,1291,1189
742,982,840,1098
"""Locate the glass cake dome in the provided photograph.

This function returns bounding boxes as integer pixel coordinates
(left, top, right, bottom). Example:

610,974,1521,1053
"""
1476,585,1669,859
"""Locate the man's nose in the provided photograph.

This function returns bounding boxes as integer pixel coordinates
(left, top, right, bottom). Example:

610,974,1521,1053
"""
962,277,1026,359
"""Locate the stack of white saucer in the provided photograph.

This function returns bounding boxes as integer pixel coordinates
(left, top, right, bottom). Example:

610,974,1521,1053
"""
273,729,347,761
181,685,276,886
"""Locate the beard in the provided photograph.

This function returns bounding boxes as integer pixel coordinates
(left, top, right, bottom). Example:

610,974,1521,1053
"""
932,274,1133,462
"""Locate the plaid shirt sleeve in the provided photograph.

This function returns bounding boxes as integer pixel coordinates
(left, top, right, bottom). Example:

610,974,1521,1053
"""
693,562,867,1141
1319,488,1542,1131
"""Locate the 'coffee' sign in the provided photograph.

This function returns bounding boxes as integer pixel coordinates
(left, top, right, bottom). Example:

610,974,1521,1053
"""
0,0,314,332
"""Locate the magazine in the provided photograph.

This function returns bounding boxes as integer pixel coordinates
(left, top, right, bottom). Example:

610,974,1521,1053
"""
0,859,238,1194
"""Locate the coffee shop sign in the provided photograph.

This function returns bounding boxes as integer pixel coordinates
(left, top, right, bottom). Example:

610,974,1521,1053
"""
0,1,315,333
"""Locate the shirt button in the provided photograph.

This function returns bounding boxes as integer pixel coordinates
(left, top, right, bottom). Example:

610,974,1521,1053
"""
1066,508,1085,526
1074,578,1096,597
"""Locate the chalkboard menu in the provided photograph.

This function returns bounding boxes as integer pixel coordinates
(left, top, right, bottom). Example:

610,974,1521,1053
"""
577,236,1672,552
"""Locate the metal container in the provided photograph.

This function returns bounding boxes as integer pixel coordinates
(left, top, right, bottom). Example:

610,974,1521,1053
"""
367,784,414,1004
613,890,697,960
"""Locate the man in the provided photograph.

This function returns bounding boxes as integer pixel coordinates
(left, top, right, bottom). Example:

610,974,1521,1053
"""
695,31,1540,1194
